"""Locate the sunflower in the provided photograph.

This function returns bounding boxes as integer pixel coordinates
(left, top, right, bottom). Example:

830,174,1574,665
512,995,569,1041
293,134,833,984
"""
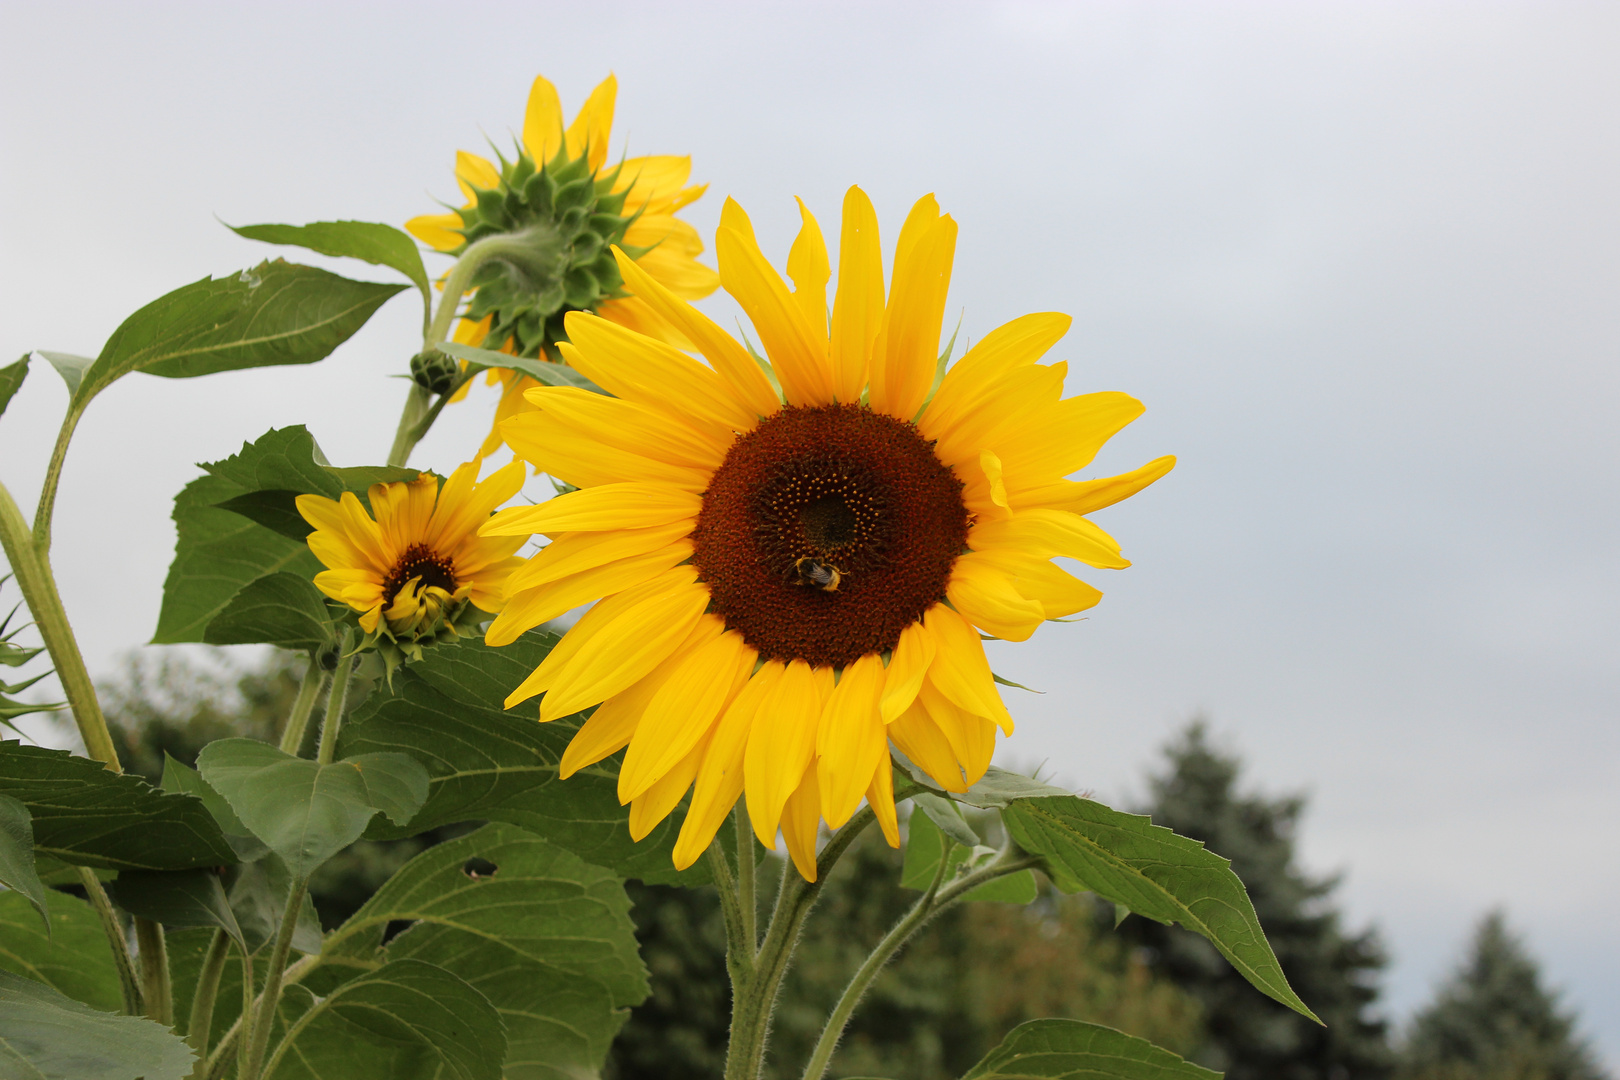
298,461,528,667
478,188,1174,879
406,73,719,459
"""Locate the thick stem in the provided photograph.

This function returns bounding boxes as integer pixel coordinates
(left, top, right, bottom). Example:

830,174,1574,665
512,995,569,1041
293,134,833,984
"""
314,642,354,766
277,659,327,756
233,945,255,1080
737,804,757,955
185,929,231,1076
0,481,119,769
385,384,433,469
134,917,172,1027
76,867,140,1014
32,406,82,555
241,880,306,1080
706,838,753,990
203,953,322,1080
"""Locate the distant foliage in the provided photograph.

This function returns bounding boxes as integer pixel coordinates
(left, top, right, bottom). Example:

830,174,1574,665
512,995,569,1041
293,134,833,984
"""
1397,911,1607,1080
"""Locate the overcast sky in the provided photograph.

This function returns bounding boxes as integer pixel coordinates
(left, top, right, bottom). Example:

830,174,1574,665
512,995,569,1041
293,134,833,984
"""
1,0,1616,1062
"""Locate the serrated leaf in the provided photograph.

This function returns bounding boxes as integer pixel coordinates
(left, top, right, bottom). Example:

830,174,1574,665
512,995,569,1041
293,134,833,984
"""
1003,795,1318,1022
900,810,1036,904
960,1017,1220,1080
202,572,335,650
0,742,235,871
0,889,119,1013
263,959,503,1080
0,969,195,1080
110,869,243,950
0,796,48,930
196,740,428,880
229,220,431,317
160,754,267,862
438,341,609,395
336,632,712,886
0,356,28,418
35,353,92,398
72,261,403,409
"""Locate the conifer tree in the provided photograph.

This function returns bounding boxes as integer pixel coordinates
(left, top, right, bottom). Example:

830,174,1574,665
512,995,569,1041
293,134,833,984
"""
1399,911,1607,1080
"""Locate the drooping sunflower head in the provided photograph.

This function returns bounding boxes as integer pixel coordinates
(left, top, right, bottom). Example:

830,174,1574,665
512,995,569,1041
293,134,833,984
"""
478,188,1176,879
298,461,527,671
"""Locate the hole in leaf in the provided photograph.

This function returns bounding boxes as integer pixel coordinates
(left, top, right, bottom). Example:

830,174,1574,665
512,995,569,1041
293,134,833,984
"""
462,858,499,879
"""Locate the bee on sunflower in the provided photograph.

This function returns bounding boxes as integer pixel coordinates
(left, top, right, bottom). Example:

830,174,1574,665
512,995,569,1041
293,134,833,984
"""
406,73,719,459
478,188,1174,879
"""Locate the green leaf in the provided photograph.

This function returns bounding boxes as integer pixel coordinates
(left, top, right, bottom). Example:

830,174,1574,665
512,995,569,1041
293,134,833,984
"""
202,572,335,650
318,824,640,1079
930,764,1073,810
160,754,267,862
72,261,403,410
899,810,1036,904
263,959,503,1080
110,869,243,950
913,791,980,848
1003,795,1318,1022
34,353,92,398
153,425,412,645
438,341,609,395
0,796,49,930
337,632,713,886
229,221,432,318
0,890,120,1013
228,856,323,955
196,740,429,880
0,357,28,419
0,742,235,871
960,1017,1221,1080
0,969,195,1080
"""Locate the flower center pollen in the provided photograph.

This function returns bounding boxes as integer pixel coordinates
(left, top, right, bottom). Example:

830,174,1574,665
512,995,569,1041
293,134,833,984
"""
382,545,458,607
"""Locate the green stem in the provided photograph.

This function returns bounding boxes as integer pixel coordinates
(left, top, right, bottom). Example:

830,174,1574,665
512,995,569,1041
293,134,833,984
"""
76,867,140,1014
799,845,1042,1080
315,641,354,766
185,929,231,1076
385,383,433,469
706,837,752,989
277,659,327,756
241,880,306,1080
737,804,757,955
32,406,82,555
0,480,119,769
203,953,321,1080
134,917,172,1026
233,944,255,1080
723,806,876,1080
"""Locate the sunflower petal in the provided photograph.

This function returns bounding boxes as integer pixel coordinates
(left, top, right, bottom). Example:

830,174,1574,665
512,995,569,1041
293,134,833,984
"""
780,762,823,882
522,74,564,163
629,731,710,842
488,543,693,645
717,209,833,407
744,660,830,848
786,197,830,348
1010,455,1177,516
867,757,900,847
920,312,1071,433
828,186,884,404
673,660,778,870
816,653,886,828
888,700,967,793
565,73,617,171
559,314,757,435
870,208,956,422
619,628,754,802
923,604,1013,732
946,555,1048,642
481,483,700,537
880,620,937,722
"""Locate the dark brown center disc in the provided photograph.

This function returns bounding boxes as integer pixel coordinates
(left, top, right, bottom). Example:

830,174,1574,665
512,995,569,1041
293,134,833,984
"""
691,403,969,668
382,544,457,606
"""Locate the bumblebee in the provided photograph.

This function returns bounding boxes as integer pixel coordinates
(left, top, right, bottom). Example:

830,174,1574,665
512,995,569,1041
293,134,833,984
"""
791,557,843,593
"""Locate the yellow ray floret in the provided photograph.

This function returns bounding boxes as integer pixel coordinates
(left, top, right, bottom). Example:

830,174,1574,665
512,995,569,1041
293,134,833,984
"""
480,187,1174,878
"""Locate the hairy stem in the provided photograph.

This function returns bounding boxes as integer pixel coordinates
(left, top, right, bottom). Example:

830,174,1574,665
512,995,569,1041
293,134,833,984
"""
203,953,323,1080
76,867,140,1014
385,384,433,469
241,880,306,1080
185,929,231,1077
277,658,327,756
314,641,354,766
0,480,119,769
32,405,82,555
706,838,753,989
737,804,757,955
134,917,172,1027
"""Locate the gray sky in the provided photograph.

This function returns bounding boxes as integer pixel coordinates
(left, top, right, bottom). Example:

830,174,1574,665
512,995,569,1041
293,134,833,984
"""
2,0,1616,1061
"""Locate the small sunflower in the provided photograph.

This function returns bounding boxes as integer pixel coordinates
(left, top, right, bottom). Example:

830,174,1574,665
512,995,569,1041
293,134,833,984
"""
479,188,1175,879
406,73,719,459
298,461,527,669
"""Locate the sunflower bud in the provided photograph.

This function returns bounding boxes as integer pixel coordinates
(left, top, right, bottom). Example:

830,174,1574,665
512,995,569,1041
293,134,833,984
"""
410,350,460,395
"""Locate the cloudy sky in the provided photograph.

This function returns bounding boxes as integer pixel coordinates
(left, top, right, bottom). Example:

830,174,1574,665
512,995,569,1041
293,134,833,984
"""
1,0,1615,1062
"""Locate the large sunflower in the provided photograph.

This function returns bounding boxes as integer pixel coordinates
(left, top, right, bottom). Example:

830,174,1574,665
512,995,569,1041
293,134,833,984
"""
479,189,1174,879
406,73,719,458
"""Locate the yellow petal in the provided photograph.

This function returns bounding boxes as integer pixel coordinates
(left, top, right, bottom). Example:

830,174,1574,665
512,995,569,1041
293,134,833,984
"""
505,521,693,594
974,550,1104,620
719,196,758,245
1011,455,1177,516
869,211,956,422
502,408,711,492
923,605,1013,732
523,385,726,471
717,217,833,408
744,660,830,848
946,555,1048,642
888,700,967,793
919,312,1071,436
481,483,700,537
673,659,777,870
828,186,884,404
405,212,464,252
614,155,692,207
918,679,997,786
629,730,710,842
780,761,822,882
455,151,499,199
425,459,527,552
815,653,887,829
999,392,1146,489
880,620,937,723
522,74,564,163
867,757,900,847
786,197,830,348
487,542,693,647
970,508,1128,570
981,449,1010,511
565,73,616,172
611,247,781,419
620,628,754,802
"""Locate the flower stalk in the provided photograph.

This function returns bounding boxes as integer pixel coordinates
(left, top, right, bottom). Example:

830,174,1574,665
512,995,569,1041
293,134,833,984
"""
277,658,328,756
76,866,141,1015
185,929,232,1077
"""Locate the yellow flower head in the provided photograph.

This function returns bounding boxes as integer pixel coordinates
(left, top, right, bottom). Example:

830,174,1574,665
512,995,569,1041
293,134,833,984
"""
479,189,1175,879
407,73,720,459
298,461,528,665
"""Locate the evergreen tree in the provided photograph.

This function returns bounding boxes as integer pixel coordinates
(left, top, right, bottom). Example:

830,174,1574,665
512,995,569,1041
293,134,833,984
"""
1117,721,1392,1079
1398,911,1607,1080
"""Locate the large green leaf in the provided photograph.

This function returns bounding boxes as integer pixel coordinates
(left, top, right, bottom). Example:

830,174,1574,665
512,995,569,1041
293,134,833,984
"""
0,795,49,928
0,969,194,1080
0,891,119,1013
337,632,712,886
899,809,1036,904
196,740,428,880
263,959,503,1080
318,823,644,1078
0,743,235,871
230,221,432,316
159,754,267,862
958,1018,1220,1080
228,855,325,955
152,425,413,645
111,869,244,950
201,572,335,650
1003,796,1317,1022
0,356,27,418
71,260,404,410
